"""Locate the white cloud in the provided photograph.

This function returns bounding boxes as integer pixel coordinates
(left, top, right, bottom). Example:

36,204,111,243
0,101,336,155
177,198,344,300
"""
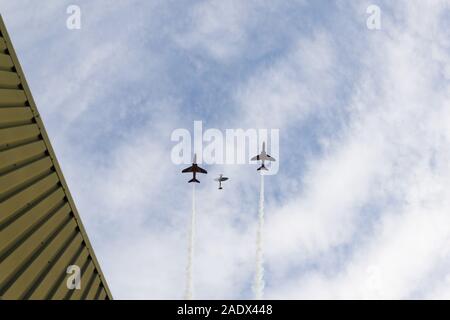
2,0,450,300
263,0,450,299
235,31,337,128
175,0,250,62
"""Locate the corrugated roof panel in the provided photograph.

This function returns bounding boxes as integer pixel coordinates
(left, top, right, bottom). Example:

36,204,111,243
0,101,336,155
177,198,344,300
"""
0,89,28,107
0,53,14,71
0,107,34,125
0,15,112,300
0,37,7,53
0,70,21,89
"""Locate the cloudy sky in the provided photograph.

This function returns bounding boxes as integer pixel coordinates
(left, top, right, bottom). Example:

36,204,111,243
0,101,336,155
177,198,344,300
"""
1,0,450,299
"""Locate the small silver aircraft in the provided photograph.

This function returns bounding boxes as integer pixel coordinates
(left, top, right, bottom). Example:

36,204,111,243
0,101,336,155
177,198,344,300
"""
214,174,229,190
251,142,276,171
182,154,207,183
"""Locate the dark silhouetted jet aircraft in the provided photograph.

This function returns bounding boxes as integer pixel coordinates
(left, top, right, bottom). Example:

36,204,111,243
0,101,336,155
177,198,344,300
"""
182,154,207,183
214,174,229,190
251,142,276,171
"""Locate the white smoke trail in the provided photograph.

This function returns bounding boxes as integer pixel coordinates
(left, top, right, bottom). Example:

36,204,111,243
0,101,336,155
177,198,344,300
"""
253,173,265,299
185,183,196,300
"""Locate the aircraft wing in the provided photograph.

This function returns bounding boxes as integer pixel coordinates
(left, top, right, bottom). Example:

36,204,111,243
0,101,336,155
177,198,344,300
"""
221,177,229,181
197,166,207,174
182,166,194,173
251,155,260,161
266,154,276,161
214,178,220,181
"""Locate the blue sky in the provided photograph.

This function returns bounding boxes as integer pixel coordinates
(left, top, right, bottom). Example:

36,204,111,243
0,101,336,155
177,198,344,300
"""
1,0,450,299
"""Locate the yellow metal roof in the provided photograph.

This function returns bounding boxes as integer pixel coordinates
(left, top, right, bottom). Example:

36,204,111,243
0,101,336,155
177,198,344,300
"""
0,15,112,300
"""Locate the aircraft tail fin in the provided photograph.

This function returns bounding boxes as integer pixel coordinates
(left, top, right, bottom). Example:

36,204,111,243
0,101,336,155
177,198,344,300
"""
219,186,223,190
188,178,200,183
257,164,268,171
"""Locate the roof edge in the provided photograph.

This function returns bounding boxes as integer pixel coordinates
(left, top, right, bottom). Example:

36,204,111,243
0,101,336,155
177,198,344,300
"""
0,14,113,300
